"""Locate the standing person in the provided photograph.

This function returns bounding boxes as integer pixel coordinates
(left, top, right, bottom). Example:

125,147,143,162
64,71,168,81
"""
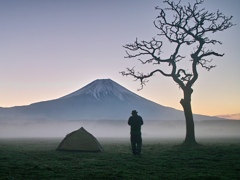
128,110,144,155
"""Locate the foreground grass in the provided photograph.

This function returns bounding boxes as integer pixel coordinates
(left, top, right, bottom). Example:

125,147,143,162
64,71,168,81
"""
0,138,239,180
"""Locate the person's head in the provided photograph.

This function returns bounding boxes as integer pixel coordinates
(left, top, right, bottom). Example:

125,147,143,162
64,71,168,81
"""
131,110,138,116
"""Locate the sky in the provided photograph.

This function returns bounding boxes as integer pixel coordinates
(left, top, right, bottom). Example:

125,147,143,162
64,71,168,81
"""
0,0,239,117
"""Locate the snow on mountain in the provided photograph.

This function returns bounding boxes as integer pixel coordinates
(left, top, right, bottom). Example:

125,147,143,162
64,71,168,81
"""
61,79,140,101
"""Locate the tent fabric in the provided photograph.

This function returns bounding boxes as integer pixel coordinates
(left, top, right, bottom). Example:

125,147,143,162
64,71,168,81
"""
56,127,103,152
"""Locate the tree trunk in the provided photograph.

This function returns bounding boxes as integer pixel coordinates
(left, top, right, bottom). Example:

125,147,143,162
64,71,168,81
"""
180,88,197,145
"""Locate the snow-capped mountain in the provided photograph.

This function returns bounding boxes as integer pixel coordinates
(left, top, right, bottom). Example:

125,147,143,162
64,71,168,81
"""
61,79,140,101
0,79,219,121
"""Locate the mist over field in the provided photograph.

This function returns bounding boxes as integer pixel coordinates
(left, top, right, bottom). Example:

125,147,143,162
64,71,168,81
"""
0,120,239,140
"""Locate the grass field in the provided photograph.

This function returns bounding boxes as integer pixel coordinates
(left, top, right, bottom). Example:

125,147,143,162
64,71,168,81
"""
0,137,240,180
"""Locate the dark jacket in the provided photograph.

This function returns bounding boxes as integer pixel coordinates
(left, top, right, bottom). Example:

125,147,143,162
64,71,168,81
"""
128,114,143,134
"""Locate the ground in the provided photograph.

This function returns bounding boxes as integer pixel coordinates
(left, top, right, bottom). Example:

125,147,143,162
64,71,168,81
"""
0,137,239,180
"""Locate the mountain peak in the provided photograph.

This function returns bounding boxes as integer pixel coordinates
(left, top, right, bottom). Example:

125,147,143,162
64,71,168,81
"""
61,78,139,100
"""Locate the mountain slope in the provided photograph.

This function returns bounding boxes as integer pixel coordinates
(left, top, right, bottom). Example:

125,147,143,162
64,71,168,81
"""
216,113,240,120
0,79,219,121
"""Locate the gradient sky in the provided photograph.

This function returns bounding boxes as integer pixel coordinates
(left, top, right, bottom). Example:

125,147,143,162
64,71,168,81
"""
0,0,239,117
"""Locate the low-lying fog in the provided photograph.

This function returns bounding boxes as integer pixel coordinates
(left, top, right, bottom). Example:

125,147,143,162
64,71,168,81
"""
0,120,239,140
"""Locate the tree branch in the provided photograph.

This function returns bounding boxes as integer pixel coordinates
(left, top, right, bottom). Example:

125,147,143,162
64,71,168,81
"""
122,0,234,91
120,67,172,90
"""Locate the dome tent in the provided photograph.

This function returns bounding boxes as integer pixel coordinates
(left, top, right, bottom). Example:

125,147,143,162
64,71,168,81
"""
56,127,103,152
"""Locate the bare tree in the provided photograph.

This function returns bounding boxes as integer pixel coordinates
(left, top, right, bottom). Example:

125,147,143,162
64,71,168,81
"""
121,0,234,145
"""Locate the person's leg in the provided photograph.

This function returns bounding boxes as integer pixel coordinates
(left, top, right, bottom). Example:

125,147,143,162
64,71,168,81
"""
131,134,137,155
136,135,142,155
